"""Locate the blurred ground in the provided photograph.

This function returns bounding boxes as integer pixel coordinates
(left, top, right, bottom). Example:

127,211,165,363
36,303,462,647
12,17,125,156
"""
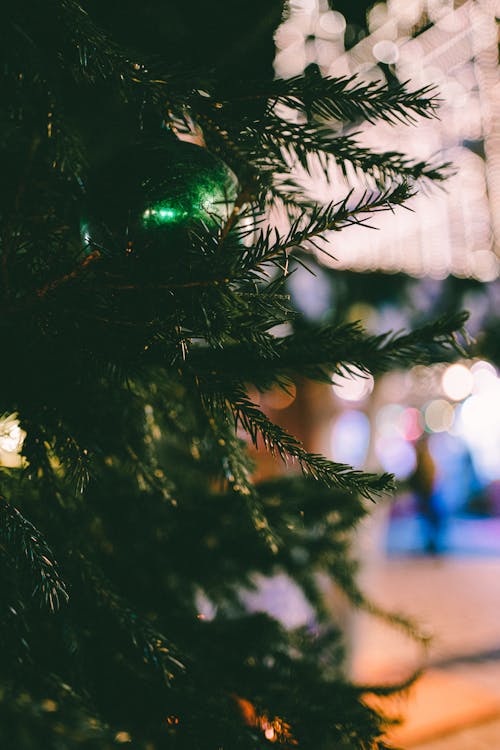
414,717,500,750
387,515,500,557
348,522,500,748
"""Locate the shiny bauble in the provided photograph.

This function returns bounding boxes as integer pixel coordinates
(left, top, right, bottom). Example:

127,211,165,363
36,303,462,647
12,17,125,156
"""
82,135,238,258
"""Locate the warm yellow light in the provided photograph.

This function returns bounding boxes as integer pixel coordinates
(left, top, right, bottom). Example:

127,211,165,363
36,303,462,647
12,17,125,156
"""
424,399,454,432
234,696,297,745
262,382,297,411
115,731,132,743
264,725,276,741
0,413,26,468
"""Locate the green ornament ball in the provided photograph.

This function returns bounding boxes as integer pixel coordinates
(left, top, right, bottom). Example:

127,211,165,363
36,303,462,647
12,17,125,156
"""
83,135,238,256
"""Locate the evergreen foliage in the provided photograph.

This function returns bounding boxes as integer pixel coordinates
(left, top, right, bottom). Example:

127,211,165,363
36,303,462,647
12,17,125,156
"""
0,2,468,748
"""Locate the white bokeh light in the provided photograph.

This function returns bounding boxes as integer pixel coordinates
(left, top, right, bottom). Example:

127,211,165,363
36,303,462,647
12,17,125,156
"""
441,363,474,401
471,360,498,394
375,435,417,479
318,10,346,37
330,410,371,466
373,40,399,64
456,377,500,480
332,367,375,402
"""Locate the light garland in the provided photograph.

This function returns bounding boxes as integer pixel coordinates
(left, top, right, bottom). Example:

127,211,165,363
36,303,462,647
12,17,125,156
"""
0,413,26,468
274,1,500,281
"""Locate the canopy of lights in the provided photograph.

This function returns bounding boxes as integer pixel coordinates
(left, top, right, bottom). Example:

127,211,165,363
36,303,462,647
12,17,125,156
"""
275,0,500,281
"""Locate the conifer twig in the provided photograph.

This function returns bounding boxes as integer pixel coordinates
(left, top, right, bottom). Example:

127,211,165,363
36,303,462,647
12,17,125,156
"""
0,497,68,611
79,555,185,682
36,249,101,299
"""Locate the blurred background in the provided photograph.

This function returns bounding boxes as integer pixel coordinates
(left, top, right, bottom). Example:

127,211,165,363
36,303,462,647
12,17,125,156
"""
270,1,500,747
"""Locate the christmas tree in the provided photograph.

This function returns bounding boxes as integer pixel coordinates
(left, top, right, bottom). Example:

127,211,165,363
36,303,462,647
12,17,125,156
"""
0,2,469,748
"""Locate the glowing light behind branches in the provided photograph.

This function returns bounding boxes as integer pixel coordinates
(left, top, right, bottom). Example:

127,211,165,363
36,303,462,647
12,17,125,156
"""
386,361,500,480
0,413,26,468
274,0,500,280
332,367,374,402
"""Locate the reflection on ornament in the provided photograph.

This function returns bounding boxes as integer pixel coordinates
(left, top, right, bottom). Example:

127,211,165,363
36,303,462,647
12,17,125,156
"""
84,135,238,256
143,206,187,224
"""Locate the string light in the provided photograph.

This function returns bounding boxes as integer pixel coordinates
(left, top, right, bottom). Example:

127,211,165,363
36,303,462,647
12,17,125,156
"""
0,413,26,468
273,1,500,281
234,696,298,745
115,731,132,743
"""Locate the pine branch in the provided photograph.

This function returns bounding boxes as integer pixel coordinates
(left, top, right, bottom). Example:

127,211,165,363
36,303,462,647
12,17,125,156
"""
0,675,118,746
262,75,440,125
276,312,470,378
201,407,281,552
375,311,471,363
0,497,68,611
35,249,102,301
238,183,414,271
247,119,450,185
325,132,450,184
214,72,439,126
0,591,32,665
215,392,394,500
79,555,185,683
190,312,470,386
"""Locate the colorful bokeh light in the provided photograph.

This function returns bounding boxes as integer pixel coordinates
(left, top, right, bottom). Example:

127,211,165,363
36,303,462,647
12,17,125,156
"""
330,410,371,466
424,399,455,433
398,407,424,441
